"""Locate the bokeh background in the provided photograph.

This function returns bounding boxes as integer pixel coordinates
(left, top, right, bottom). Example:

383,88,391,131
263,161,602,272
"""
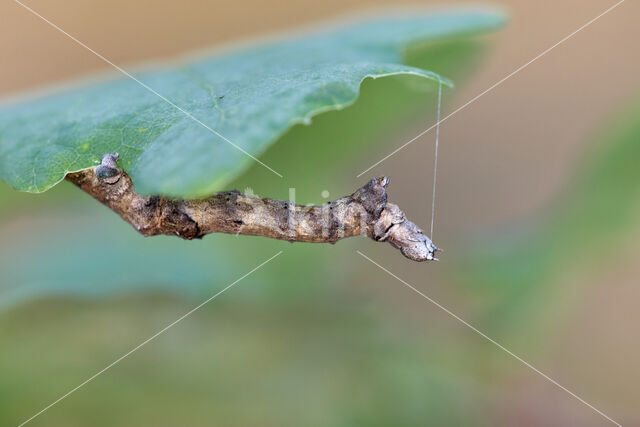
1,0,638,425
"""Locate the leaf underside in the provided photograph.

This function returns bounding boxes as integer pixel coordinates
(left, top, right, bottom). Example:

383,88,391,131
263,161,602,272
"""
0,9,504,197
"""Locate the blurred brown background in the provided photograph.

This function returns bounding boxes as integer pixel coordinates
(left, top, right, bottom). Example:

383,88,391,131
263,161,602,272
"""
1,0,638,425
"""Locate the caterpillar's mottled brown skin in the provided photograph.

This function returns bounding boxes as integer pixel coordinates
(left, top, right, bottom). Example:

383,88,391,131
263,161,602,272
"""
66,154,439,261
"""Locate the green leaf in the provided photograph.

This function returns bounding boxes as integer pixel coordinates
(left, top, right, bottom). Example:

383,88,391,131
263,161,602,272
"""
0,9,504,197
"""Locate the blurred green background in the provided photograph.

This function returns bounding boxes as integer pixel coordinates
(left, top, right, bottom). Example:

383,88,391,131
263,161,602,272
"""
1,0,638,426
